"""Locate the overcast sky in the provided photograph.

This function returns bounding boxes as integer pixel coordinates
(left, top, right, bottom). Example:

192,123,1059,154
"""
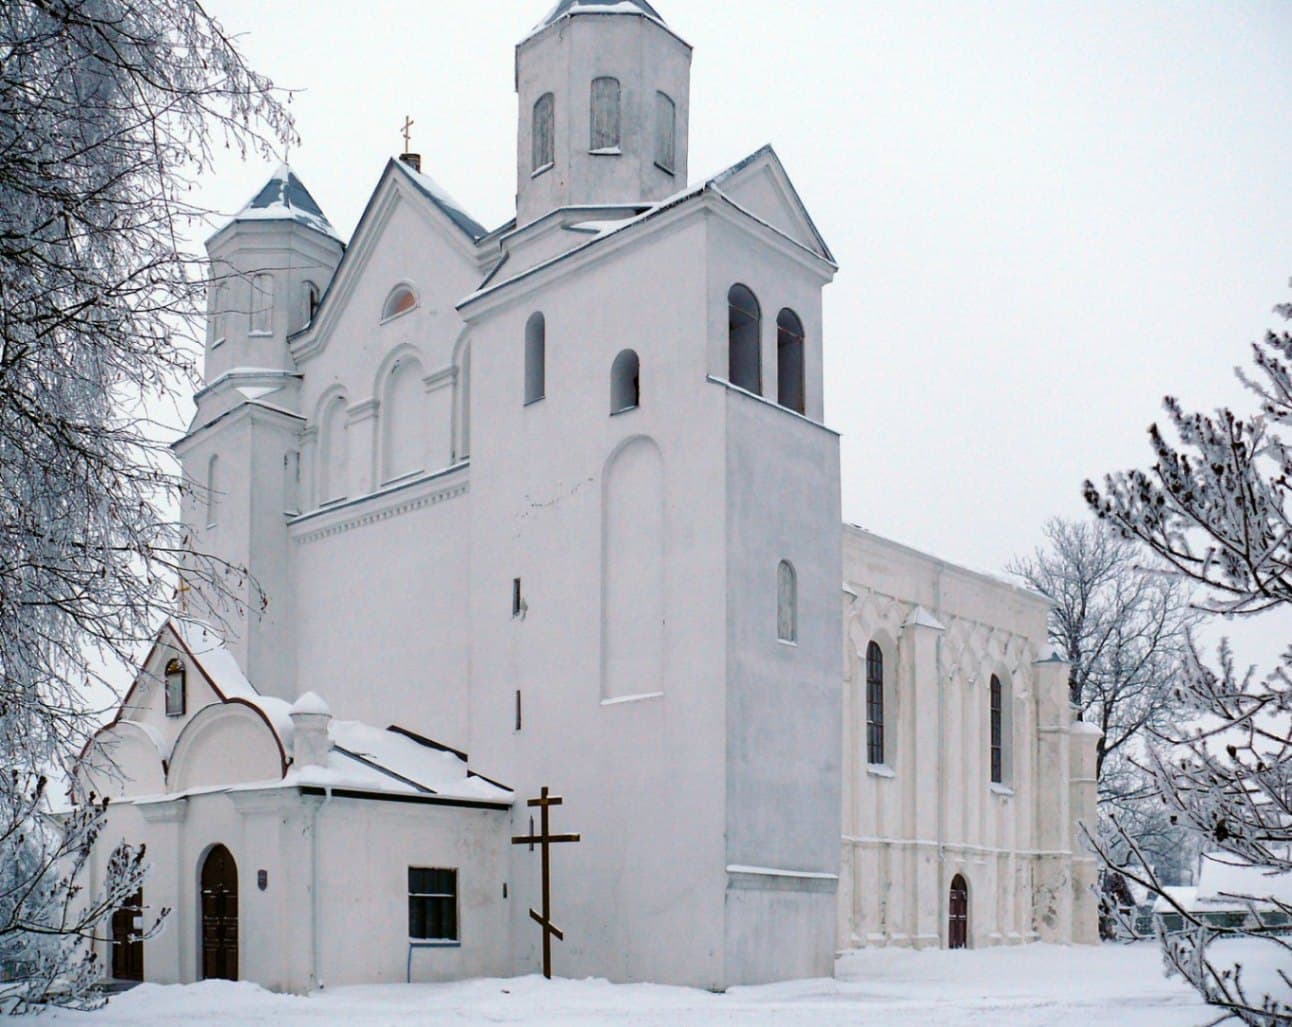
195,0,1292,660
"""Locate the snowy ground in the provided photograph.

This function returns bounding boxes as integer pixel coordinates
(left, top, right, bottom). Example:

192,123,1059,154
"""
38,943,1217,1026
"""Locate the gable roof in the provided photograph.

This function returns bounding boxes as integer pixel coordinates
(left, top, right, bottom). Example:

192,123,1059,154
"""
390,157,489,242
219,162,340,242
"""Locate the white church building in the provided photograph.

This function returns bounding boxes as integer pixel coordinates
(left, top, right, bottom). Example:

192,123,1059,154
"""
82,0,1099,994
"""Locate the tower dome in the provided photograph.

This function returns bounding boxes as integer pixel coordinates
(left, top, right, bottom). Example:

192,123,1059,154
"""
534,0,666,32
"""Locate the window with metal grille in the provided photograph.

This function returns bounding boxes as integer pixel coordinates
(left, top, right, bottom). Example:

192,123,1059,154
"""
408,868,457,942
590,77,620,151
866,642,884,765
990,674,1003,783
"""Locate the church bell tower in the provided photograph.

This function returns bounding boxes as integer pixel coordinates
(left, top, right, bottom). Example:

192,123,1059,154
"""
515,0,691,225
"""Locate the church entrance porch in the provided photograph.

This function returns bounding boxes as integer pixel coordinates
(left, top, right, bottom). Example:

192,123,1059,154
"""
109,890,144,981
200,845,238,981
948,875,969,949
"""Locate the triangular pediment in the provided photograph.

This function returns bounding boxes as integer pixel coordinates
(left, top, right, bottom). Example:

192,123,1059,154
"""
290,159,490,363
708,146,834,264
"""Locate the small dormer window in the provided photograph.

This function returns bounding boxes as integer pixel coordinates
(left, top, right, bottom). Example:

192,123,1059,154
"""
590,78,621,152
382,286,417,321
164,659,186,718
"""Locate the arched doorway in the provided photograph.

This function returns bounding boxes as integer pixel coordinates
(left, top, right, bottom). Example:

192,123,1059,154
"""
110,889,143,981
200,845,238,981
949,874,969,949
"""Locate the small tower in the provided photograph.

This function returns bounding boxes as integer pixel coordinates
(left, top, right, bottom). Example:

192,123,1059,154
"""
515,0,691,225
176,165,343,699
203,165,343,385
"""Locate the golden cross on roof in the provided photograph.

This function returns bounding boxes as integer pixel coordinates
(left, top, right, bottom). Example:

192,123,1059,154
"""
401,115,415,153
174,578,192,614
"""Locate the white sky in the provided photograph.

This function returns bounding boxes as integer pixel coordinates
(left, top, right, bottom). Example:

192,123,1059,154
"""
194,0,1292,663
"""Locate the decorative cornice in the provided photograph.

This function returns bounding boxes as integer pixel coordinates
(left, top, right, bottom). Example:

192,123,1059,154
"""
291,472,469,545
347,398,380,424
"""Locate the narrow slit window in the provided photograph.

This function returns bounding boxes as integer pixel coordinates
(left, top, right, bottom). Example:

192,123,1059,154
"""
590,77,621,151
513,578,523,617
250,273,273,334
515,690,523,732
164,659,186,718
990,674,1004,784
302,282,320,328
777,560,797,643
610,349,639,413
533,93,555,171
866,642,884,765
777,309,806,414
525,313,546,405
655,92,676,173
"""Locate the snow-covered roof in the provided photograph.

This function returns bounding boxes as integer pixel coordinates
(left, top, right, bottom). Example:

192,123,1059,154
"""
391,158,488,242
532,0,666,34
148,620,512,806
224,163,340,241
1197,853,1292,907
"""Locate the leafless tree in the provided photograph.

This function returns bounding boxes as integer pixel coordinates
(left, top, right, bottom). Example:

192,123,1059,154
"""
1009,519,1200,890
0,0,289,1011
1085,288,1292,1025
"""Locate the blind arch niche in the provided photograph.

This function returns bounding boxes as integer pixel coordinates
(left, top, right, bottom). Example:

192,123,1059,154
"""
601,436,664,702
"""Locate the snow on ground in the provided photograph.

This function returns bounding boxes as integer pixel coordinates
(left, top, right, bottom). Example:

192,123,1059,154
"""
37,943,1215,1026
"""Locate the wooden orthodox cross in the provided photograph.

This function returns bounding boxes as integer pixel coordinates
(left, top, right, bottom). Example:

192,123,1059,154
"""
511,786,580,979
400,115,415,153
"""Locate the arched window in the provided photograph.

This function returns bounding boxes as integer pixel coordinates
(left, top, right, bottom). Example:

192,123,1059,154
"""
777,560,797,643
205,454,219,528
525,313,546,405
590,77,621,151
610,349,640,414
866,641,884,765
250,273,273,335
209,282,226,345
302,281,320,329
727,284,762,394
382,285,417,321
164,658,186,718
655,91,676,173
949,874,969,949
990,674,1005,784
777,308,806,414
533,93,555,172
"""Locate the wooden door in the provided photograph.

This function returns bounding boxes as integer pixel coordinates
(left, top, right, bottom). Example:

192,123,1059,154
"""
200,845,238,981
948,874,969,949
110,890,143,981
